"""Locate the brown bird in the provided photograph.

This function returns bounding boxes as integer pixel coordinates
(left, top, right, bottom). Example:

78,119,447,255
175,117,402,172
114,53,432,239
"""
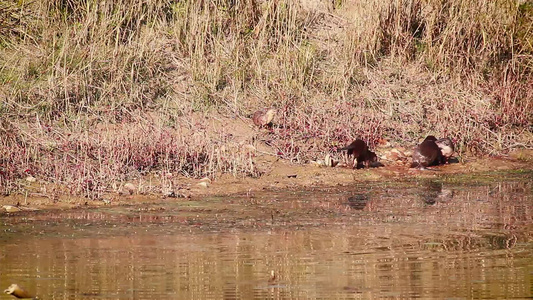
411,135,444,168
435,137,454,163
338,139,378,169
252,108,276,128
4,284,38,299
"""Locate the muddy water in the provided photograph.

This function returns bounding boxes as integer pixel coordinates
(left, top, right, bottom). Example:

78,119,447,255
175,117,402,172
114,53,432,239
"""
1,171,532,299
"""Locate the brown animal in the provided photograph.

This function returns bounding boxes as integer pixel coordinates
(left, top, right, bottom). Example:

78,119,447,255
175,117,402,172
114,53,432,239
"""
4,284,38,299
357,150,376,169
339,139,378,169
252,108,276,128
410,135,444,168
435,137,454,163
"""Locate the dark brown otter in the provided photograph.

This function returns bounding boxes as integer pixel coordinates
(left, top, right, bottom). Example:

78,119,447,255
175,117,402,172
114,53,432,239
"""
410,135,444,168
361,150,378,168
339,139,378,169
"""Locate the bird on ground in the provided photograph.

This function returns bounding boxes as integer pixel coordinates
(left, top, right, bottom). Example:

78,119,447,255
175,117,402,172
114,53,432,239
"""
252,108,277,128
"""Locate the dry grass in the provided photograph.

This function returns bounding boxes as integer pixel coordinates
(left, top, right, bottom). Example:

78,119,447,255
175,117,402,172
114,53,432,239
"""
0,112,260,198
0,0,532,197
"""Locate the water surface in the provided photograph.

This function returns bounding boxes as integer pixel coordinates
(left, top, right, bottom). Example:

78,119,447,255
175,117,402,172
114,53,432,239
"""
1,171,532,299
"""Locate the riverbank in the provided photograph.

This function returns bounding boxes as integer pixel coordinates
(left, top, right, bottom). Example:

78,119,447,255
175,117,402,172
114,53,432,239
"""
1,0,532,204
2,148,532,212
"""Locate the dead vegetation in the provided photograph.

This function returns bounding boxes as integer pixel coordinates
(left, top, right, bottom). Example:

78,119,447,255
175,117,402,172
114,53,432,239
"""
0,0,532,198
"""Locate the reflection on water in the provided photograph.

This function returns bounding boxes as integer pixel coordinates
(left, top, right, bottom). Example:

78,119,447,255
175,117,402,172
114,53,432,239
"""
1,172,532,299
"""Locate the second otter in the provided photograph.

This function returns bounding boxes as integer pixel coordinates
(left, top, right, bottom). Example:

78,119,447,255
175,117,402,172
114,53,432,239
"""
339,139,378,169
411,135,444,168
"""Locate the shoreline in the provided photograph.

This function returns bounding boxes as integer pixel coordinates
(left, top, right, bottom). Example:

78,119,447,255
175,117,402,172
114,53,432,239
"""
2,152,531,213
